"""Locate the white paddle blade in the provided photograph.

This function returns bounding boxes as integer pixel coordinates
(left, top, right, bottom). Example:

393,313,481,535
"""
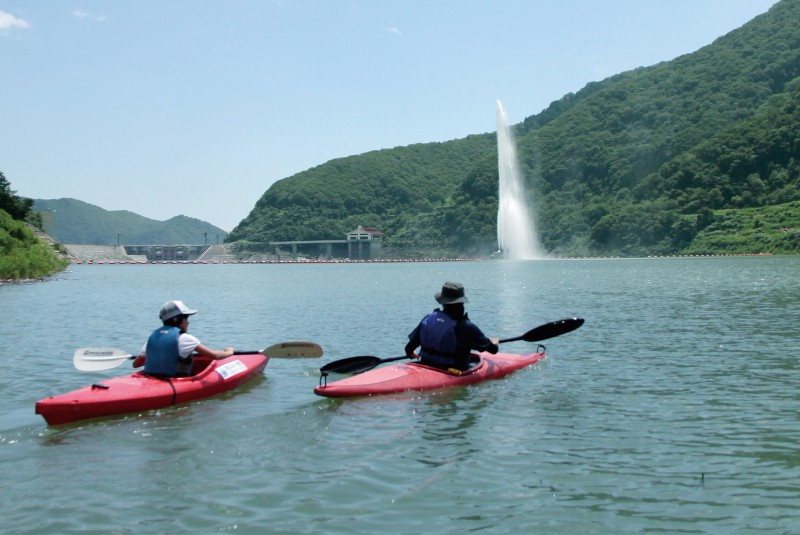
262,341,323,358
73,347,133,371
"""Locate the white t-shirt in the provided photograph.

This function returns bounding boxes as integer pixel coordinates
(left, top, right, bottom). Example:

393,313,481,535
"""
176,333,201,357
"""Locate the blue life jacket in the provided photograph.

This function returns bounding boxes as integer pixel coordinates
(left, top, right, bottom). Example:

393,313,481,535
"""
419,309,459,367
144,326,185,377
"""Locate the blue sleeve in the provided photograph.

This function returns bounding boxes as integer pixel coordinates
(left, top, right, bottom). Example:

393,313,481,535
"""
408,322,421,344
405,321,423,356
459,320,499,354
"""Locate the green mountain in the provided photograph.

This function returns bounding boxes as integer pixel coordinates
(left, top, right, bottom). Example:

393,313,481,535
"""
33,198,228,245
228,138,495,252
229,0,800,257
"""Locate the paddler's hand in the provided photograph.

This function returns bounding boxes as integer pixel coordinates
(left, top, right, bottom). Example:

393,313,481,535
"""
489,338,499,345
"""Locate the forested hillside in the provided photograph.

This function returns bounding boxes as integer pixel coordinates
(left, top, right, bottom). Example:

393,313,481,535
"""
0,172,68,280
227,137,494,247
34,198,228,245
230,0,800,258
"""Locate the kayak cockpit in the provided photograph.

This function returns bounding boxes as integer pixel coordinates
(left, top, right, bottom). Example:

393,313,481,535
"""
133,356,215,380
406,354,484,377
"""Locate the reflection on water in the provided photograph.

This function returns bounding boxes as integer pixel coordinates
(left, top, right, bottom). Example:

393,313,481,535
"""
413,389,486,467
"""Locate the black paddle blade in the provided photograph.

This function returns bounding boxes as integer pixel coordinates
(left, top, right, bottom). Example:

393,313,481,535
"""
519,317,584,342
319,355,382,375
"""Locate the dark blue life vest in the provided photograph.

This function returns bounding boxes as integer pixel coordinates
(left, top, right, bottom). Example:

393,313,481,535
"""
144,326,184,377
419,309,459,367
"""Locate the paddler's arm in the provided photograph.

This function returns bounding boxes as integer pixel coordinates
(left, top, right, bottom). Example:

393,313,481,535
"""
133,343,146,367
404,340,419,360
461,321,499,354
194,344,235,360
469,336,499,354
405,326,421,359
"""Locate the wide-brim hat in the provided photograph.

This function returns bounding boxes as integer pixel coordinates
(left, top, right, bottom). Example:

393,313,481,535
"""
435,281,469,305
159,300,198,321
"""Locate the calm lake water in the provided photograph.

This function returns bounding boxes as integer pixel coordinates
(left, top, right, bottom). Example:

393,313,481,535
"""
1,257,799,534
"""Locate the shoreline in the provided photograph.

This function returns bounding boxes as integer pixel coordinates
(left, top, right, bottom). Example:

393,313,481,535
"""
67,251,776,266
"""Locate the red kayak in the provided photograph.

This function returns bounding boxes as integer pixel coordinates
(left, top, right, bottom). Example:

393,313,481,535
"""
35,353,268,425
314,351,546,398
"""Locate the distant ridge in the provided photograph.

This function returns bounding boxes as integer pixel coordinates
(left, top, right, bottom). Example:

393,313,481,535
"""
33,198,227,245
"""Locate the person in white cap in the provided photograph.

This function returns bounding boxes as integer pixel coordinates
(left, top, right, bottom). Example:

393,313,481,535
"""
140,300,234,377
405,281,499,372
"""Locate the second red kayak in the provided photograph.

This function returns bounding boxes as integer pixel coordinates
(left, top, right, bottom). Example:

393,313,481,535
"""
36,353,268,426
314,351,546,398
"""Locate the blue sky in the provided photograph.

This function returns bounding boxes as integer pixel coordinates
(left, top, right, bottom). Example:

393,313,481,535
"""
1,1,779,232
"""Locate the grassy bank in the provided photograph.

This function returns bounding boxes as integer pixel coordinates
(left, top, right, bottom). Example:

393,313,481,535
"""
0,209,69,281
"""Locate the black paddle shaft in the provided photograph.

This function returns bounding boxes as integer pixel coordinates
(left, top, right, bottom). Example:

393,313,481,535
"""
319,355,390,374
499,317,584,343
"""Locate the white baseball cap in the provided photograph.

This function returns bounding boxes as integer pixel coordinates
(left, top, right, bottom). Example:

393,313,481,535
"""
159,300,198,321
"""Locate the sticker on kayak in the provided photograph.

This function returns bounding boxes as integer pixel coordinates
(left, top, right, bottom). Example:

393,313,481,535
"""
215,360,248,380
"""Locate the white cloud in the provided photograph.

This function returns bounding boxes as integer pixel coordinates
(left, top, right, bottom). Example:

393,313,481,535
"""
0,11,30,30
73,9,106,22
387,26,402,36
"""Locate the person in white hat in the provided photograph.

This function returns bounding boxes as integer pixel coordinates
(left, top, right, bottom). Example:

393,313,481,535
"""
405,282,499,372
139,300,234,377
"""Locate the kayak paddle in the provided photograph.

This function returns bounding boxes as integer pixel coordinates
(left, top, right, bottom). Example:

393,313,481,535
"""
72,347,135,372
319,317,584,375
73,341,324,371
